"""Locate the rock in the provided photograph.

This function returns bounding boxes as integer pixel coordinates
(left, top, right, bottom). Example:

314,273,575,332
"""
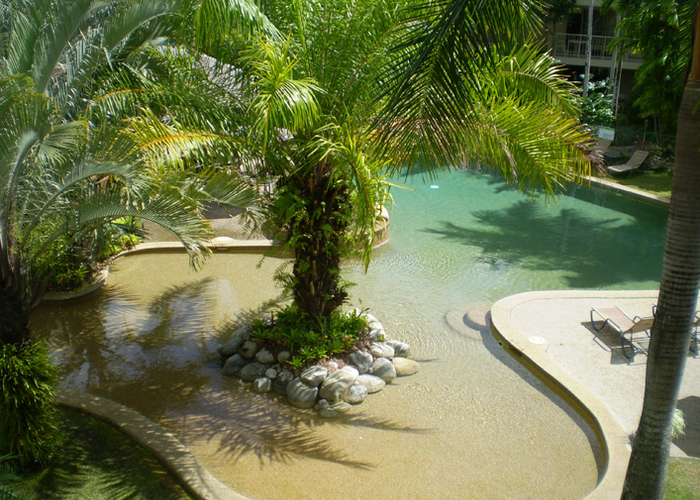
344,384,368,404
368,319,383,331
369,329,385,342
205,352,223,365
387,340,410,357
217,327,249,357
253,377,272,393
300,366,328,387
348,350,373,374
239,362,267,381
273,370,294,394
319,366,359,401
330,401,352,413
393,357,419,376
255,348,275,364
287,379,318,409
370,342,395,359
265,368,278,379
327,361,339,371
315,399,330,411
371,358,396,383
277,351,291,364
239,340,258,359
319,407,339,418
356,374,386,394
222,354,247,376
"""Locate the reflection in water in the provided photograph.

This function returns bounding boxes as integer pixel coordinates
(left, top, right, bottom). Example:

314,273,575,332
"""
30,172,669,500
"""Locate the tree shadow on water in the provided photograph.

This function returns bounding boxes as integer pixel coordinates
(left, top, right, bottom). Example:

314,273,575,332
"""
184,387,431,471
424,200,665,288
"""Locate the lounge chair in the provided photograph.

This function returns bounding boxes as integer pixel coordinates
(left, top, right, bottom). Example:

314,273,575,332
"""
606,150,649,177
593,139,611,155
590,306,654,359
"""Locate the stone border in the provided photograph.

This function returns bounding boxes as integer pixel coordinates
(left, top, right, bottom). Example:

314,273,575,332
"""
56,389,251,500
489,290,657,500
41,239,277,302
584,175,670,208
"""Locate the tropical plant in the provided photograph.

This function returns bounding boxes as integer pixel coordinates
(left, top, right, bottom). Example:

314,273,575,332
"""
606,0,696,137
0,0,262,465
577,79,615,129
620,3,700,498
200,0,593,346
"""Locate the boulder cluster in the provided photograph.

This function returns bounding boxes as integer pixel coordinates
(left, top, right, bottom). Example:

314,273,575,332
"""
215,311,419,416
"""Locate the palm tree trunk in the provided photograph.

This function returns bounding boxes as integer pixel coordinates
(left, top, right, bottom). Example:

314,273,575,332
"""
621,9,700,497
0,284,31,346
289,165,349,324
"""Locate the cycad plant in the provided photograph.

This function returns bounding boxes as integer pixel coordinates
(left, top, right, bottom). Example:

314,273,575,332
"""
0,0,262,465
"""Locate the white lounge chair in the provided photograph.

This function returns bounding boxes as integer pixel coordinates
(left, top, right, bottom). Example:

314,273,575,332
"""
606,150,649,177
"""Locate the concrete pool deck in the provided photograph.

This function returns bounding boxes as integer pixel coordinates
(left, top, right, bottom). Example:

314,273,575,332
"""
490,290,700,500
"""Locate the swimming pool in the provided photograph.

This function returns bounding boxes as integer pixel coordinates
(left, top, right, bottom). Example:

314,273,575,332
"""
34,170,668,500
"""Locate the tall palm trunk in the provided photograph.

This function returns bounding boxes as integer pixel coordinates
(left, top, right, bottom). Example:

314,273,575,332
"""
621,7,700,498
287,164,349,324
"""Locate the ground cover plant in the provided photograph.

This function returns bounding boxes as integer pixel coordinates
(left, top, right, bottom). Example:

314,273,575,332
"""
4,407,194,500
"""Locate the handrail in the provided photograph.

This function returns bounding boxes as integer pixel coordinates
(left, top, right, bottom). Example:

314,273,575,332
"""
552,33,643,62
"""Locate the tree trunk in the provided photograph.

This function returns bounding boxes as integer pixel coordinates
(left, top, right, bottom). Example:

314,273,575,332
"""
289,165,349,325
620,58,700,500
0,284,32,346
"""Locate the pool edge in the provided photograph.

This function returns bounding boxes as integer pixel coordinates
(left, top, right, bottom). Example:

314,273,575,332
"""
489,290,651,500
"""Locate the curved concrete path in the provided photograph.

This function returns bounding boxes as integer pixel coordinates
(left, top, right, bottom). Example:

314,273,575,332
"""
56,389,252,500
491,290,700,500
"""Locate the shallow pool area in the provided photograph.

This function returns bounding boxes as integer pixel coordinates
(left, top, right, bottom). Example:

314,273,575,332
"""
32,171,669,500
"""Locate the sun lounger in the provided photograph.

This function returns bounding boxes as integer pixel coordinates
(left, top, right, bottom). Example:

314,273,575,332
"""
593,139,611,155
590,306,654,359
606,150,649,177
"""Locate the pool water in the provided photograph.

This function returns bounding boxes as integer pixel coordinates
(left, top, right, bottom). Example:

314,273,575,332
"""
32,171,668,500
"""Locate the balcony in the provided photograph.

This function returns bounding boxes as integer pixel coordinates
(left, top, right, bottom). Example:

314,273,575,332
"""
552,33,643,67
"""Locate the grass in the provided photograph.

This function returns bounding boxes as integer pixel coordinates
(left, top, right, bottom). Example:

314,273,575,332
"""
614,170,673,199
7,407,194,500
666,458,700,500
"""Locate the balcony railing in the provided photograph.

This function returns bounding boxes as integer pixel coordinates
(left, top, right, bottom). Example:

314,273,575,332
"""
553,34,643,63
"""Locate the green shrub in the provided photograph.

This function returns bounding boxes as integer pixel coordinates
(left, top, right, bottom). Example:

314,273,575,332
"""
251,305,368,369
0,342,59,469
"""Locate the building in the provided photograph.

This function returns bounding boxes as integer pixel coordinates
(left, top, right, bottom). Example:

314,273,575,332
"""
545,0,641,110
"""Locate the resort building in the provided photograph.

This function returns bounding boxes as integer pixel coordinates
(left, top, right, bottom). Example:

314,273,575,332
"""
544,0,642,111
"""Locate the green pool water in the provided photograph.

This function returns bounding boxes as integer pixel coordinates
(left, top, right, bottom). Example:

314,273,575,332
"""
33,171,668,500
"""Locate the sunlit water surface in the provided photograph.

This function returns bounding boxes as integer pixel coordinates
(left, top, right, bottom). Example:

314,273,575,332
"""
33,171,668,500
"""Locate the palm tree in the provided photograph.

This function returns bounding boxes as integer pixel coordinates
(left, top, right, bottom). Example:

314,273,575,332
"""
0,0,262,465
204,0,592,339
0,0,261,347
620,3,700,498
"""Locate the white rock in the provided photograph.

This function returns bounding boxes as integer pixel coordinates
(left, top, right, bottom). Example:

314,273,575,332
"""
371,357,397,383
356,374,386,394
370,341,395,359
387,340,411,357
393,357,419,376
349,350,373,374
344,384,368,404
265,368,278,379
253,377,272,393
286,379,318,409
239,340,258,359
255,348,275,364
300,366,328,387
319,366,359,401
